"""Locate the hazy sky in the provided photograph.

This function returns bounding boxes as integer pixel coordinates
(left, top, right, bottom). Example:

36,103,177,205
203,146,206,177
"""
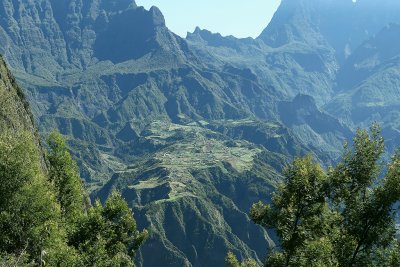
135,0,282,38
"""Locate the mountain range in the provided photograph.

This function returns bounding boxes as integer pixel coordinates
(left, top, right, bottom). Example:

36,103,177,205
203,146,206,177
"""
1,0,400,266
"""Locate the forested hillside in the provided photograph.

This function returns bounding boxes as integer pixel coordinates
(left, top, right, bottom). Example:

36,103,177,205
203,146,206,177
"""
0,57,147,266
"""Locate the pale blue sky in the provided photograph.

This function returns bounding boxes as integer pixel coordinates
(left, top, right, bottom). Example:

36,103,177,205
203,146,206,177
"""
135,0,281,38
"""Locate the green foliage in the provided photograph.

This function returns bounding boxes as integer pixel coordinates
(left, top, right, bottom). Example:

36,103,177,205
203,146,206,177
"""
250,156,334,267
70,191,148,266
0,251,34,267
0,131,78,265
46,131,148,266
250,125,400,266
327,124,398,266
225,252,260,267
0,129,147,266
0,132,40,210
47,130,88,229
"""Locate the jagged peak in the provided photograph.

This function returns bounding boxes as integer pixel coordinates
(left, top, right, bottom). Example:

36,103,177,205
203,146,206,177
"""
100,0,137,12
193,26,202,34
149,6,165,27
186,26,257,50
187,27,224,41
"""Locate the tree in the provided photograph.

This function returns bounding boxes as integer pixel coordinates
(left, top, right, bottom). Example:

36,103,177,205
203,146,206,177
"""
0,130,147,266
225,251,260,267
329,125,400,266
249,125,400,267
0,251,34,267
47,130,88,230
46,131,148,266
0,131,79,265
250,156,335,267
0,132,41,210
70,191,148,266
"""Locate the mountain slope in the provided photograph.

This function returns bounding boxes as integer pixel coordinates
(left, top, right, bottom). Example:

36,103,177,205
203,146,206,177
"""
0,53,72,266
0,56,36,133
187,27,336,104
325,23,400,151
97,121,284,266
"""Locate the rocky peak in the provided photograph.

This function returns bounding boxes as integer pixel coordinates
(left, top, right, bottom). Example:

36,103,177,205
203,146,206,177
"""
187,27,233,46
149,6,165,27
186,27,256,50
0,0,175,70
93,4,171,63
100,0,137,13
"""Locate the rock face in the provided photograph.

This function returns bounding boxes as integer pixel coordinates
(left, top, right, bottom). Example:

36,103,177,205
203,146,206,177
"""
0,54,47,170
0,0,188,74
3,0,400,266
0,55,35,133
326,23,400,147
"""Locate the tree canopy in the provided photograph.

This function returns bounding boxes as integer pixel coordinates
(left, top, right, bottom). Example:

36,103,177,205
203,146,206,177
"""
0,130,147,266
228,125,400,267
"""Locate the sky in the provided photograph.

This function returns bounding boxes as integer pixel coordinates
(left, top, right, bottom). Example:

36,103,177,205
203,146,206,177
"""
135,0,282,38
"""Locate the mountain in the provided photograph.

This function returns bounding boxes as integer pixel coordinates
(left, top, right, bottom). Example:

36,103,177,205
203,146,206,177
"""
258,0,400,136
97,121,284,266
188,0,400,152
0,1,315,266
259,0,400,63
327,24,400,123
187,27,336,104
325,23,400,151
278,94,352,159
3,0,400,266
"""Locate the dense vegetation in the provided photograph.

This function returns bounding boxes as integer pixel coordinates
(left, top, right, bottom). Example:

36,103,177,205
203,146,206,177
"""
0,131,147,266
227,125,400,266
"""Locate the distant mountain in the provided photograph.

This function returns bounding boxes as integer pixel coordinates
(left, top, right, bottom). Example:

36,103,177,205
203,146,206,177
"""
189,0,400,152
278,94,352,157
187,26,336,104
337,23,400,91
259,0,400,63
325,23,400,150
